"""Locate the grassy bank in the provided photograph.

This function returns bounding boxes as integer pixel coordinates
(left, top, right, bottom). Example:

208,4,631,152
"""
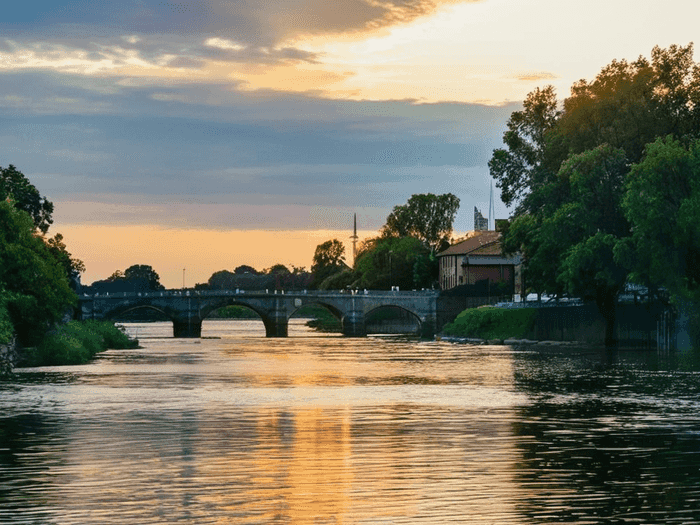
21,320,139,367
442,307,537,340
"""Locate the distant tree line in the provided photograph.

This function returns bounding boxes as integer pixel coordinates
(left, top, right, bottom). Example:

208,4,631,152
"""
491,43,700,346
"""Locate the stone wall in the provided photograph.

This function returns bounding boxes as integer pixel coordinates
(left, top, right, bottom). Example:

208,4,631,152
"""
0,336,18,376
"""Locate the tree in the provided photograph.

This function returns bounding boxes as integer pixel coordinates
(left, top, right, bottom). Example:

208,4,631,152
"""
124,265,165,291
621,136,700,301
490,44,700,346
234,265,259,275
0,165,54,234
46,233,85,288
0,201,75,345
560,44,700,164
354,236,432,290
311,239,347,288
488,86,564,213
381,193,460,253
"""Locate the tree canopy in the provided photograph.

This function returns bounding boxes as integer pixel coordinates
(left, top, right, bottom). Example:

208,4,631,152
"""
0,201,75,345
621,136,700,302
1,164,54,234
310,239,348,288
490,43,700,346
381,193,460,253
89,264,164,293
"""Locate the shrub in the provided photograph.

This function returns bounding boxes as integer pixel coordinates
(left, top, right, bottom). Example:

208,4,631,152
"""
442,307,537,340
22,320,138,367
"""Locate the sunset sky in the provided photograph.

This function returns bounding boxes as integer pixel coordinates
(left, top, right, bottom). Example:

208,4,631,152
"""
2,0,698,288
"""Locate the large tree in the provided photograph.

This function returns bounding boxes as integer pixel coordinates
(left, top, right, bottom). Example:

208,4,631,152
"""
0,201,75,345
490,44,700,346
381,193,460,253
311,239,347,288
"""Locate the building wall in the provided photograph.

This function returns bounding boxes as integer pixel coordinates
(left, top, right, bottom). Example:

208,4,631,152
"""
439,255,515,293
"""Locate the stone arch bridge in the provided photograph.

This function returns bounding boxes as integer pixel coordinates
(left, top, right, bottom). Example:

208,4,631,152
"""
78,289,440,338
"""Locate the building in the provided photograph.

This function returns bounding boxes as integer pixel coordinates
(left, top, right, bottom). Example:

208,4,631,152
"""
437,230,521,293
474,207,489,231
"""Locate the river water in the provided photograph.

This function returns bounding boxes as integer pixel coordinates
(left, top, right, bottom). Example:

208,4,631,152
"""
2,319,700,524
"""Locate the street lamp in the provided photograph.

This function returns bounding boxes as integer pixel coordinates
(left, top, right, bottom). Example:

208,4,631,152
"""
389,250,393,291
182,268,186,289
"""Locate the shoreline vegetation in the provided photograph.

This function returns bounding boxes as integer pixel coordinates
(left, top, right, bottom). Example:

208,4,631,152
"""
441,307,537,342
19,320,139,367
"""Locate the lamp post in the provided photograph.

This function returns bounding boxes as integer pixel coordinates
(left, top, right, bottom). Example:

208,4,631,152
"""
182,268,186,289
389,250,393,291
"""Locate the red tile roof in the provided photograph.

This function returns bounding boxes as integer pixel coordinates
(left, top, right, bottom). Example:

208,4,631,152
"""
438,230,501,257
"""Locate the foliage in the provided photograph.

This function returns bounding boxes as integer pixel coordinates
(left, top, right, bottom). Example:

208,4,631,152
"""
234,265,259,275
22,320,139,367
311,239,348,288
354,236,433,290
89,264,164,293
208,305,260,319
0,201,76,346
621,136,700,301
0,291,14,345
303,306,342,332
442,307,537,340
124,264,165,291
316,268,356,290
559,44,700,164
381,193,460,253
265,263,291,275
490,44,700,345
0,164,54,234
488,86,563,212
46,233,85,286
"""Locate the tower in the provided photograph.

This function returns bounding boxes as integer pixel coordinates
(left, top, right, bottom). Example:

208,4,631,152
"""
474,206,488,231
350,213,359,265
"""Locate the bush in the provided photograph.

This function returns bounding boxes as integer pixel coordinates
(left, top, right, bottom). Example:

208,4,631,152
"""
442,307,537,340
0,294,13,345
22,320,138,367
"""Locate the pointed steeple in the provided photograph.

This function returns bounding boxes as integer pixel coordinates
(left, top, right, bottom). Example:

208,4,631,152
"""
350,213,359,266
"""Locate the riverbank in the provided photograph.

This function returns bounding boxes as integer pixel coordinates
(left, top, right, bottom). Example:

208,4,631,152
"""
19,320,139,368
441,307,537,341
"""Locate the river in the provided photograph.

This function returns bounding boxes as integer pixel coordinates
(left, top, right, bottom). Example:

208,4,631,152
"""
2,319,700,524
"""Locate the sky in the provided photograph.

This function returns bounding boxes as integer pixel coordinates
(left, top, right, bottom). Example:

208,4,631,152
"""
1,0,698,288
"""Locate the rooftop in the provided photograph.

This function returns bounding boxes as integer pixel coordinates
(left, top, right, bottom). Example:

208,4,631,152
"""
438,230,501,257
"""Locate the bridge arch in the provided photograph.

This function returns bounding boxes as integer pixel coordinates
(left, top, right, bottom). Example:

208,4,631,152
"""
364,305,422,336
199,298,282,338
103,303,175,322
288,301,344,335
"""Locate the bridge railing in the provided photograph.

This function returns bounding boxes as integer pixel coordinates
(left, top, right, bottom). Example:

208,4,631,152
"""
78,288,440,300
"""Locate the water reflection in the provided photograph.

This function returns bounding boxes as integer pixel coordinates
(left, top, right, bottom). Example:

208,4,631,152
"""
511,345,700,523
2,322,700,523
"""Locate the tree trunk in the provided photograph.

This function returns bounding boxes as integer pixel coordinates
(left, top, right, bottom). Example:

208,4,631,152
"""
597,290,618,348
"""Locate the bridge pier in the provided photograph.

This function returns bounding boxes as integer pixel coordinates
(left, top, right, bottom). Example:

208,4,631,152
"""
342,312,366,337
173,318,202,338
420,317,436,339
263,308,288,337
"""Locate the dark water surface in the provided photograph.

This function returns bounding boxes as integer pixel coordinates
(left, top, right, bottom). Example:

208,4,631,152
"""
2,320,700,524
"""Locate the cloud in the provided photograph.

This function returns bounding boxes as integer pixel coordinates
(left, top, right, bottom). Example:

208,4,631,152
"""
514,71,558,82
2,1,478,46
